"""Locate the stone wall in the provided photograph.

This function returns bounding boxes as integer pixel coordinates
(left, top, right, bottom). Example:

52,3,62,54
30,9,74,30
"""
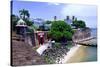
72,28,91,42
12,40,47,66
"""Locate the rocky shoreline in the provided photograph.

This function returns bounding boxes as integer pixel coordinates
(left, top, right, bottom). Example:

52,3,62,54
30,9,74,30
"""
41,44,70,64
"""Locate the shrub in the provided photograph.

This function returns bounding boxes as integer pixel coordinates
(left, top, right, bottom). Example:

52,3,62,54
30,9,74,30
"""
72,20,86,29
24,19,33,26
49,20,73,42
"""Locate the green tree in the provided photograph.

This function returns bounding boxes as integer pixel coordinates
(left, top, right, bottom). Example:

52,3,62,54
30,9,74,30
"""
49,20,74,42
45,20,52,24
19,9,33,26
72,20,86,29
78,20,86,28
24,19,33,26
11,14,19,31
19,9,30,20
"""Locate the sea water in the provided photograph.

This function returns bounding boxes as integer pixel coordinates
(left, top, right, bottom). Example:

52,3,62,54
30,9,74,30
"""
67,28,97,63
91,28,97,37
83,28,97,62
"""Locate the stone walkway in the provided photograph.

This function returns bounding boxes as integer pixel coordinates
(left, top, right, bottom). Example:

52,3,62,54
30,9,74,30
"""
36,43,50,55
12,40,47,66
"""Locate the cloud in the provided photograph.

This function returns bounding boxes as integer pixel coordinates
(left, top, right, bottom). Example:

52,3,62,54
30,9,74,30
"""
61,4,97,28
47,2,60,6
61,4,97,17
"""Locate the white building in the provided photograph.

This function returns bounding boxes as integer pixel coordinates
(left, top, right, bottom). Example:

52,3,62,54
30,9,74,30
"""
64,16,76,28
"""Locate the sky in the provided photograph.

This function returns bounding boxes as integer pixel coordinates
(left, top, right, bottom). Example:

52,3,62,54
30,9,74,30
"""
11,0,97,28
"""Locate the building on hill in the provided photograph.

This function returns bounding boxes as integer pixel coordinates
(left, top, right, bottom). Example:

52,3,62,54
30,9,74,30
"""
33,18,45,29
64,16,72,26
64,16,76,29
33,18,51,31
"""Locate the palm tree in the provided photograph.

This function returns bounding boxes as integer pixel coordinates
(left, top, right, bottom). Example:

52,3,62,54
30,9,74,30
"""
19,9,30,20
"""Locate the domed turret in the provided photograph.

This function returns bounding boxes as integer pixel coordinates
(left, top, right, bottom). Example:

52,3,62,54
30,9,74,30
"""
16,19,27,27
15,19,27,39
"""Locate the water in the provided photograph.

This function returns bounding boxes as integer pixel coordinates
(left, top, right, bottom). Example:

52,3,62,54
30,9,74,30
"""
81,46,97,62
67,28,97,63
80,28,97,62
91,28,97,37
